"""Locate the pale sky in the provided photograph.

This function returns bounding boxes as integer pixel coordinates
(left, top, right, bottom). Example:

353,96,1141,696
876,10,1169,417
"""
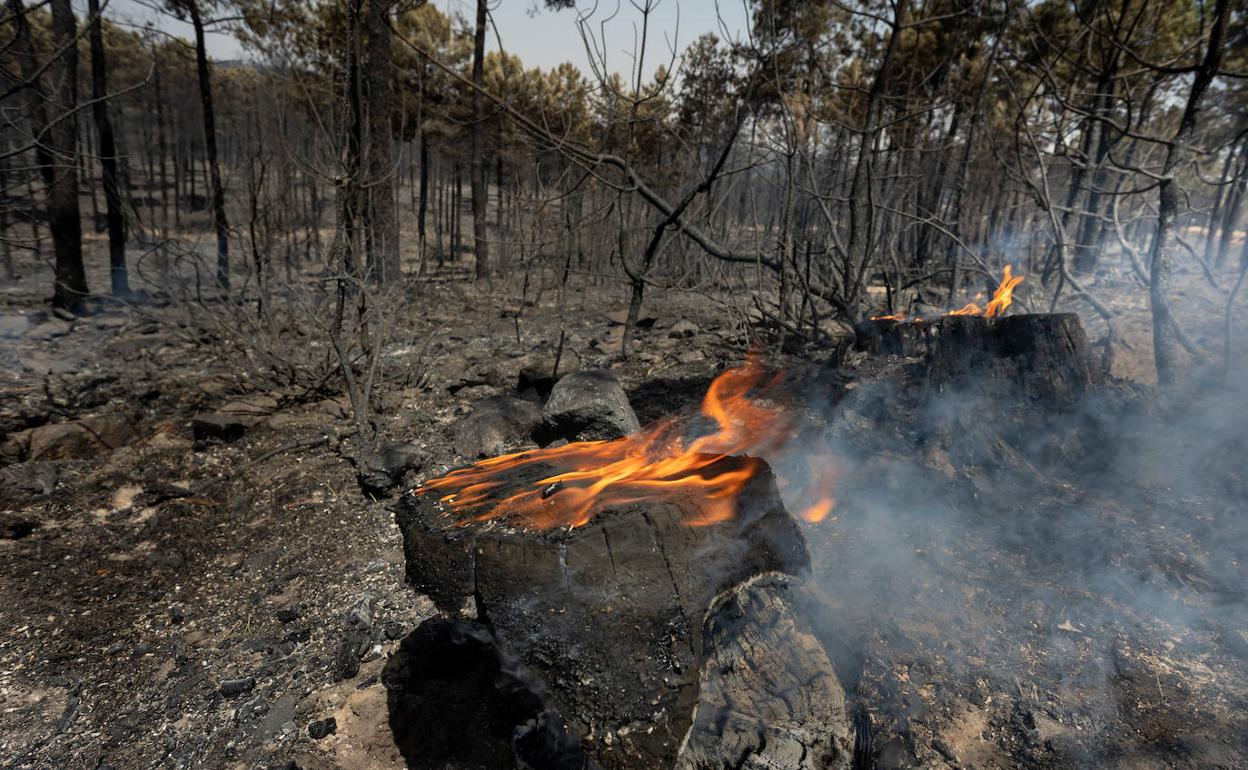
103,0,753,80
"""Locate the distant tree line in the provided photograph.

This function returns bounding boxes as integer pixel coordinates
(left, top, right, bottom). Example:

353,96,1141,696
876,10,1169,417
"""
0,0,1245,383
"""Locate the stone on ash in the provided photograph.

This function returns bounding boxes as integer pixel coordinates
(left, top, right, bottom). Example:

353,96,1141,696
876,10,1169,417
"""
536,370,640,444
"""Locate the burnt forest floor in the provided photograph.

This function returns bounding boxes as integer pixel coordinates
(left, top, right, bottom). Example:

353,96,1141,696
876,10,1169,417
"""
0,258,1246,770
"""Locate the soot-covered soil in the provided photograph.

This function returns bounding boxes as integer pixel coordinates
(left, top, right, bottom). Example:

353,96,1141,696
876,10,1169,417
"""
1,275,1246,770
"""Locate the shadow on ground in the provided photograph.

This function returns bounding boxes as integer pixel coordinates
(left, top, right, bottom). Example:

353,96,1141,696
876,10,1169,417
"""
383,617,588,770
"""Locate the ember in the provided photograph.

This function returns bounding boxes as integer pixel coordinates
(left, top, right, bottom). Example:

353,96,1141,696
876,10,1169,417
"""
417,357,837,530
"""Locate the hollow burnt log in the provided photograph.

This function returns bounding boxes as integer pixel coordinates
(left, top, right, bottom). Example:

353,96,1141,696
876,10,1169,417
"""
394,456,814,770
855,313,1103,402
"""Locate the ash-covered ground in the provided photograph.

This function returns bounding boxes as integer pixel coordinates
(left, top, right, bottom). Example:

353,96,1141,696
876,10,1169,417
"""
1,270,1245,770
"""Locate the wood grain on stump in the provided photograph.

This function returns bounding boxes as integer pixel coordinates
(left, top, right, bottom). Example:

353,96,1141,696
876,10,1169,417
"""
394,457,817,769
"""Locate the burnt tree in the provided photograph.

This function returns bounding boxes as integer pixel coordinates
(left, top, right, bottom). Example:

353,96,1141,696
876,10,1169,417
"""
47,0,88,310
88,0,128,296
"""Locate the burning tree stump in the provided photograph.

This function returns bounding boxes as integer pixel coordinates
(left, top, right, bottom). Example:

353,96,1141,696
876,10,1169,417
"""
853,317,929,358
855,313,1103,402
394,457,821,770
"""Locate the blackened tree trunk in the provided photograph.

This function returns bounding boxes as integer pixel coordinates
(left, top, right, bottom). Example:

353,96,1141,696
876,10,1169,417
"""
48,0,88,311
843,0,907,315
418,130,429,274
7,0,53,190
88,0,128,296
470,0,489,282
364,0,399,281
187,1,230,289
1148,0,1231,386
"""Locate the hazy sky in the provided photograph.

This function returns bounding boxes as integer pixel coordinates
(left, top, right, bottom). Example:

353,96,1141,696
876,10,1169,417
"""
104,0,753,80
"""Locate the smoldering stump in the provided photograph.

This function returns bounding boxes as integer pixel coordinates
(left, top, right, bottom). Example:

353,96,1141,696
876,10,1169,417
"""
393,456,853,770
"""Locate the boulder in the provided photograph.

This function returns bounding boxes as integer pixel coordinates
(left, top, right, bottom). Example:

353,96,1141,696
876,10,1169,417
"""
453,396,542,459
25,318,73,341
536,370,640,444
357,441,426,496
191,412,251,443
667,320,700,339
516,349,583,402
26,414,138,461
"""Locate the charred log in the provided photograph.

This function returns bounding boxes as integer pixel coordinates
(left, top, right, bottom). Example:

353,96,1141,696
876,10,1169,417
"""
679,577,853,770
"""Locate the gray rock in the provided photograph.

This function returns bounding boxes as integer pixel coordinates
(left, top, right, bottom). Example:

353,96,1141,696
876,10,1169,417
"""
26,319,73,341
358,441,425,495
344,593,376,630
25,414,138,461
0,314,30,339
191,412,250,443
536,370,640,444
333,636,365,681
668,319,700,339
453,395,541,459
515,350,582,401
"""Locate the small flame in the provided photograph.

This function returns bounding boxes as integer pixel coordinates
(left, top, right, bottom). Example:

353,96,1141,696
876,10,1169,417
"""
947,266,1023,318
870,311,906,321
417,358,837,531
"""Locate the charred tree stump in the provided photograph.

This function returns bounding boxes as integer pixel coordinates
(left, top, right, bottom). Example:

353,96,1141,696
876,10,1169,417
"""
854,318,929,357
855,313,1103,402
395,457,827,770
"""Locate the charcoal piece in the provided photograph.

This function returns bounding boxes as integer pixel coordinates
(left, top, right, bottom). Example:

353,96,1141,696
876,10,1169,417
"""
536,370,641,444
307,717,337,739
394,457,812,770
678,577,853,770
220,677,255,697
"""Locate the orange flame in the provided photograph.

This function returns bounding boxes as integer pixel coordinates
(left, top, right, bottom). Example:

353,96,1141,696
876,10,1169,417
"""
870,311,906,321
947,266,1023,318
417,358,837,531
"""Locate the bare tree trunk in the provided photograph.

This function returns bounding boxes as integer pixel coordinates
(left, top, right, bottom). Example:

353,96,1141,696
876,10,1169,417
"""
470,0,489,282
48,0,88,311
155,63,170,231
188,1,230,289
1149,0,1231,386
418,130,429,274
1215,138,1247,269
364,0,399,281
843,0,908,316
88,0,129,296
0,135,13,279
7,0,51,264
